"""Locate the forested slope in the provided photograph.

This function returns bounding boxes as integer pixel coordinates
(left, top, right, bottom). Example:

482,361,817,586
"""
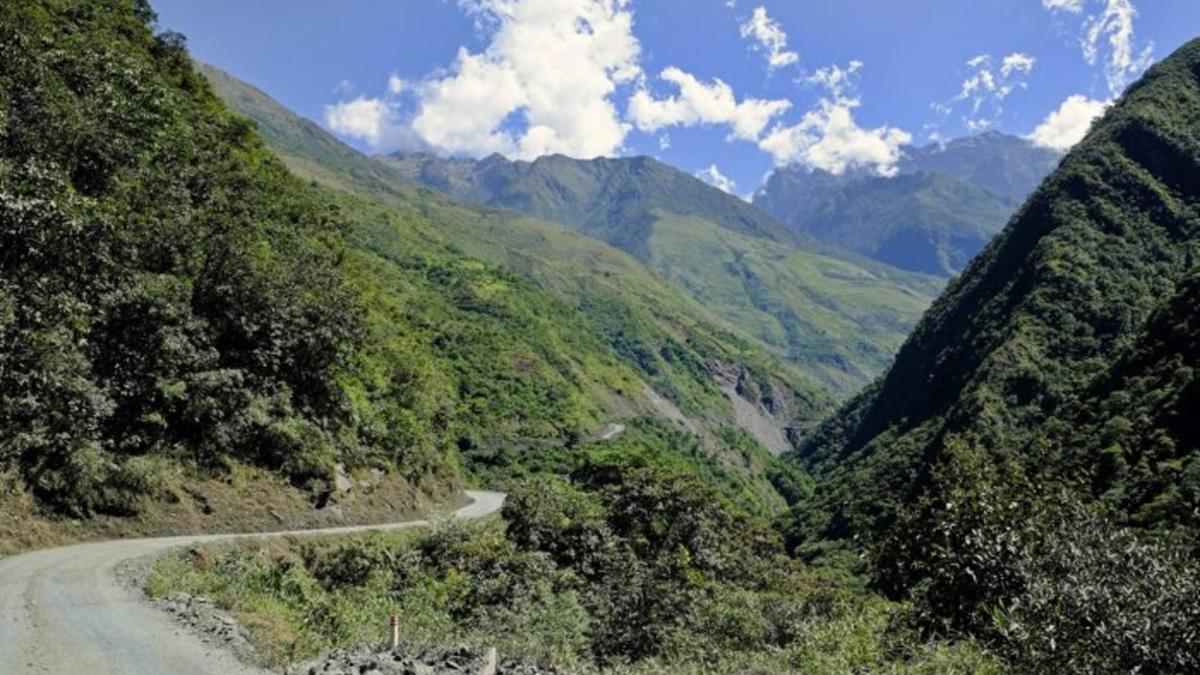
783,40,1200,668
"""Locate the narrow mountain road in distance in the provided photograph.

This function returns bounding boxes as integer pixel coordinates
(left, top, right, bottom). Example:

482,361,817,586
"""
0,490,506,675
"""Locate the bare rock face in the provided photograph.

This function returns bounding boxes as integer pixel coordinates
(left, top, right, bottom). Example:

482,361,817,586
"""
334,464,354,494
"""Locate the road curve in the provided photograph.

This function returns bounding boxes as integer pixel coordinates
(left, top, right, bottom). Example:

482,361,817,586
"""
0,490,506,675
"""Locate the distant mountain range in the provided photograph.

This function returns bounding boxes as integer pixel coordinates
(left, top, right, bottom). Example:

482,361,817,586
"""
376,150,944,394
205,64,1062,396
754,133,1062,276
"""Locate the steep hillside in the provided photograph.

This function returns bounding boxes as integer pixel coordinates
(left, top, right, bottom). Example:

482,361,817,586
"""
754,133,1061,276
0,0,419,519
790,38,1200,566
385,152,802,255
379,151,942,393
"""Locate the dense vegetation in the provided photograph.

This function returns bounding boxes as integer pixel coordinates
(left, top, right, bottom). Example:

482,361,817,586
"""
379,150,943,393
149,462,998,672
753,132,1061,276
787,37,1200,669
8,1,1200,672
0,0,394,515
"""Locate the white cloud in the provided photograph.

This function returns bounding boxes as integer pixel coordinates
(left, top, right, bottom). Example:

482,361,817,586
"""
758,61,911,175
409,0,641,159
1026,94,1110,151
1042,0,1086,12
1084,0,1153,94
658,133,670,150
935,51,1036,130
1001,53,1036,78
696,164,736,193
758,99,911,175
739,6,798,71
327,0,642,158
325,97,394,147
627,67,792,141
1044,0,1153,95
806,60,863,99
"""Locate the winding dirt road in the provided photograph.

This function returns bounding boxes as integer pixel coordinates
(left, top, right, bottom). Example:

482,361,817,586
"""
0,490,506,674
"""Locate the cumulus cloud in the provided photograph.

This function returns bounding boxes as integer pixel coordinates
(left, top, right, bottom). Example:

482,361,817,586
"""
411,0,641,159
695,164,736,193
627,67,792,141
1026,94,1110,151
1044,0,1153,95
325,97,395,147
325,0,641,158
758,61,911,175
935,52,1036,131
739,6,798,71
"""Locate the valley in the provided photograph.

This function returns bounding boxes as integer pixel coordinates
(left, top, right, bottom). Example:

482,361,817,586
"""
1,1,1197,673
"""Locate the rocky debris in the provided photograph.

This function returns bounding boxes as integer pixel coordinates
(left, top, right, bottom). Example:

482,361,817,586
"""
153,592,257,663
595,423,626,442
291,643,563,675
334,464,355,494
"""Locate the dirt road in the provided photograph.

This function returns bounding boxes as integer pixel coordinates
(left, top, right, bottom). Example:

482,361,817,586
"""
0,490,506,674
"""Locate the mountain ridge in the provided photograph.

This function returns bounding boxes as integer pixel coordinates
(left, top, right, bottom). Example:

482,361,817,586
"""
754,132,1062,276
375,146,944,393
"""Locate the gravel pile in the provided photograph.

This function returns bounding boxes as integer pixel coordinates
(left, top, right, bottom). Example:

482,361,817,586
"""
291,643,564,675
153,592,257,663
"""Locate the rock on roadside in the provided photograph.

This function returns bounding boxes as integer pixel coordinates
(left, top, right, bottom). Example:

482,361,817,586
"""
289,643,563,675
153,591,259,663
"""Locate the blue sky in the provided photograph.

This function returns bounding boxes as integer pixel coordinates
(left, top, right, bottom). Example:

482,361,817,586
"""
154,0,1199,196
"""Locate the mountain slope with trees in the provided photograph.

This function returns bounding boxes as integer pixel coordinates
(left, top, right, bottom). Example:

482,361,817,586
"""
785,37,1200,669
200,63,837,466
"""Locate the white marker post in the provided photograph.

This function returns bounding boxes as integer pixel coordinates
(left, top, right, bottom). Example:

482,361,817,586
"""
389,614,400,650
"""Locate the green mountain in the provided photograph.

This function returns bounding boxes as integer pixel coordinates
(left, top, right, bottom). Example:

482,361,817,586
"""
384,152,803,253
200,63,834,462
754,133,1061,276
0,0,825,534
789,37,1200,589
379,151,944,393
